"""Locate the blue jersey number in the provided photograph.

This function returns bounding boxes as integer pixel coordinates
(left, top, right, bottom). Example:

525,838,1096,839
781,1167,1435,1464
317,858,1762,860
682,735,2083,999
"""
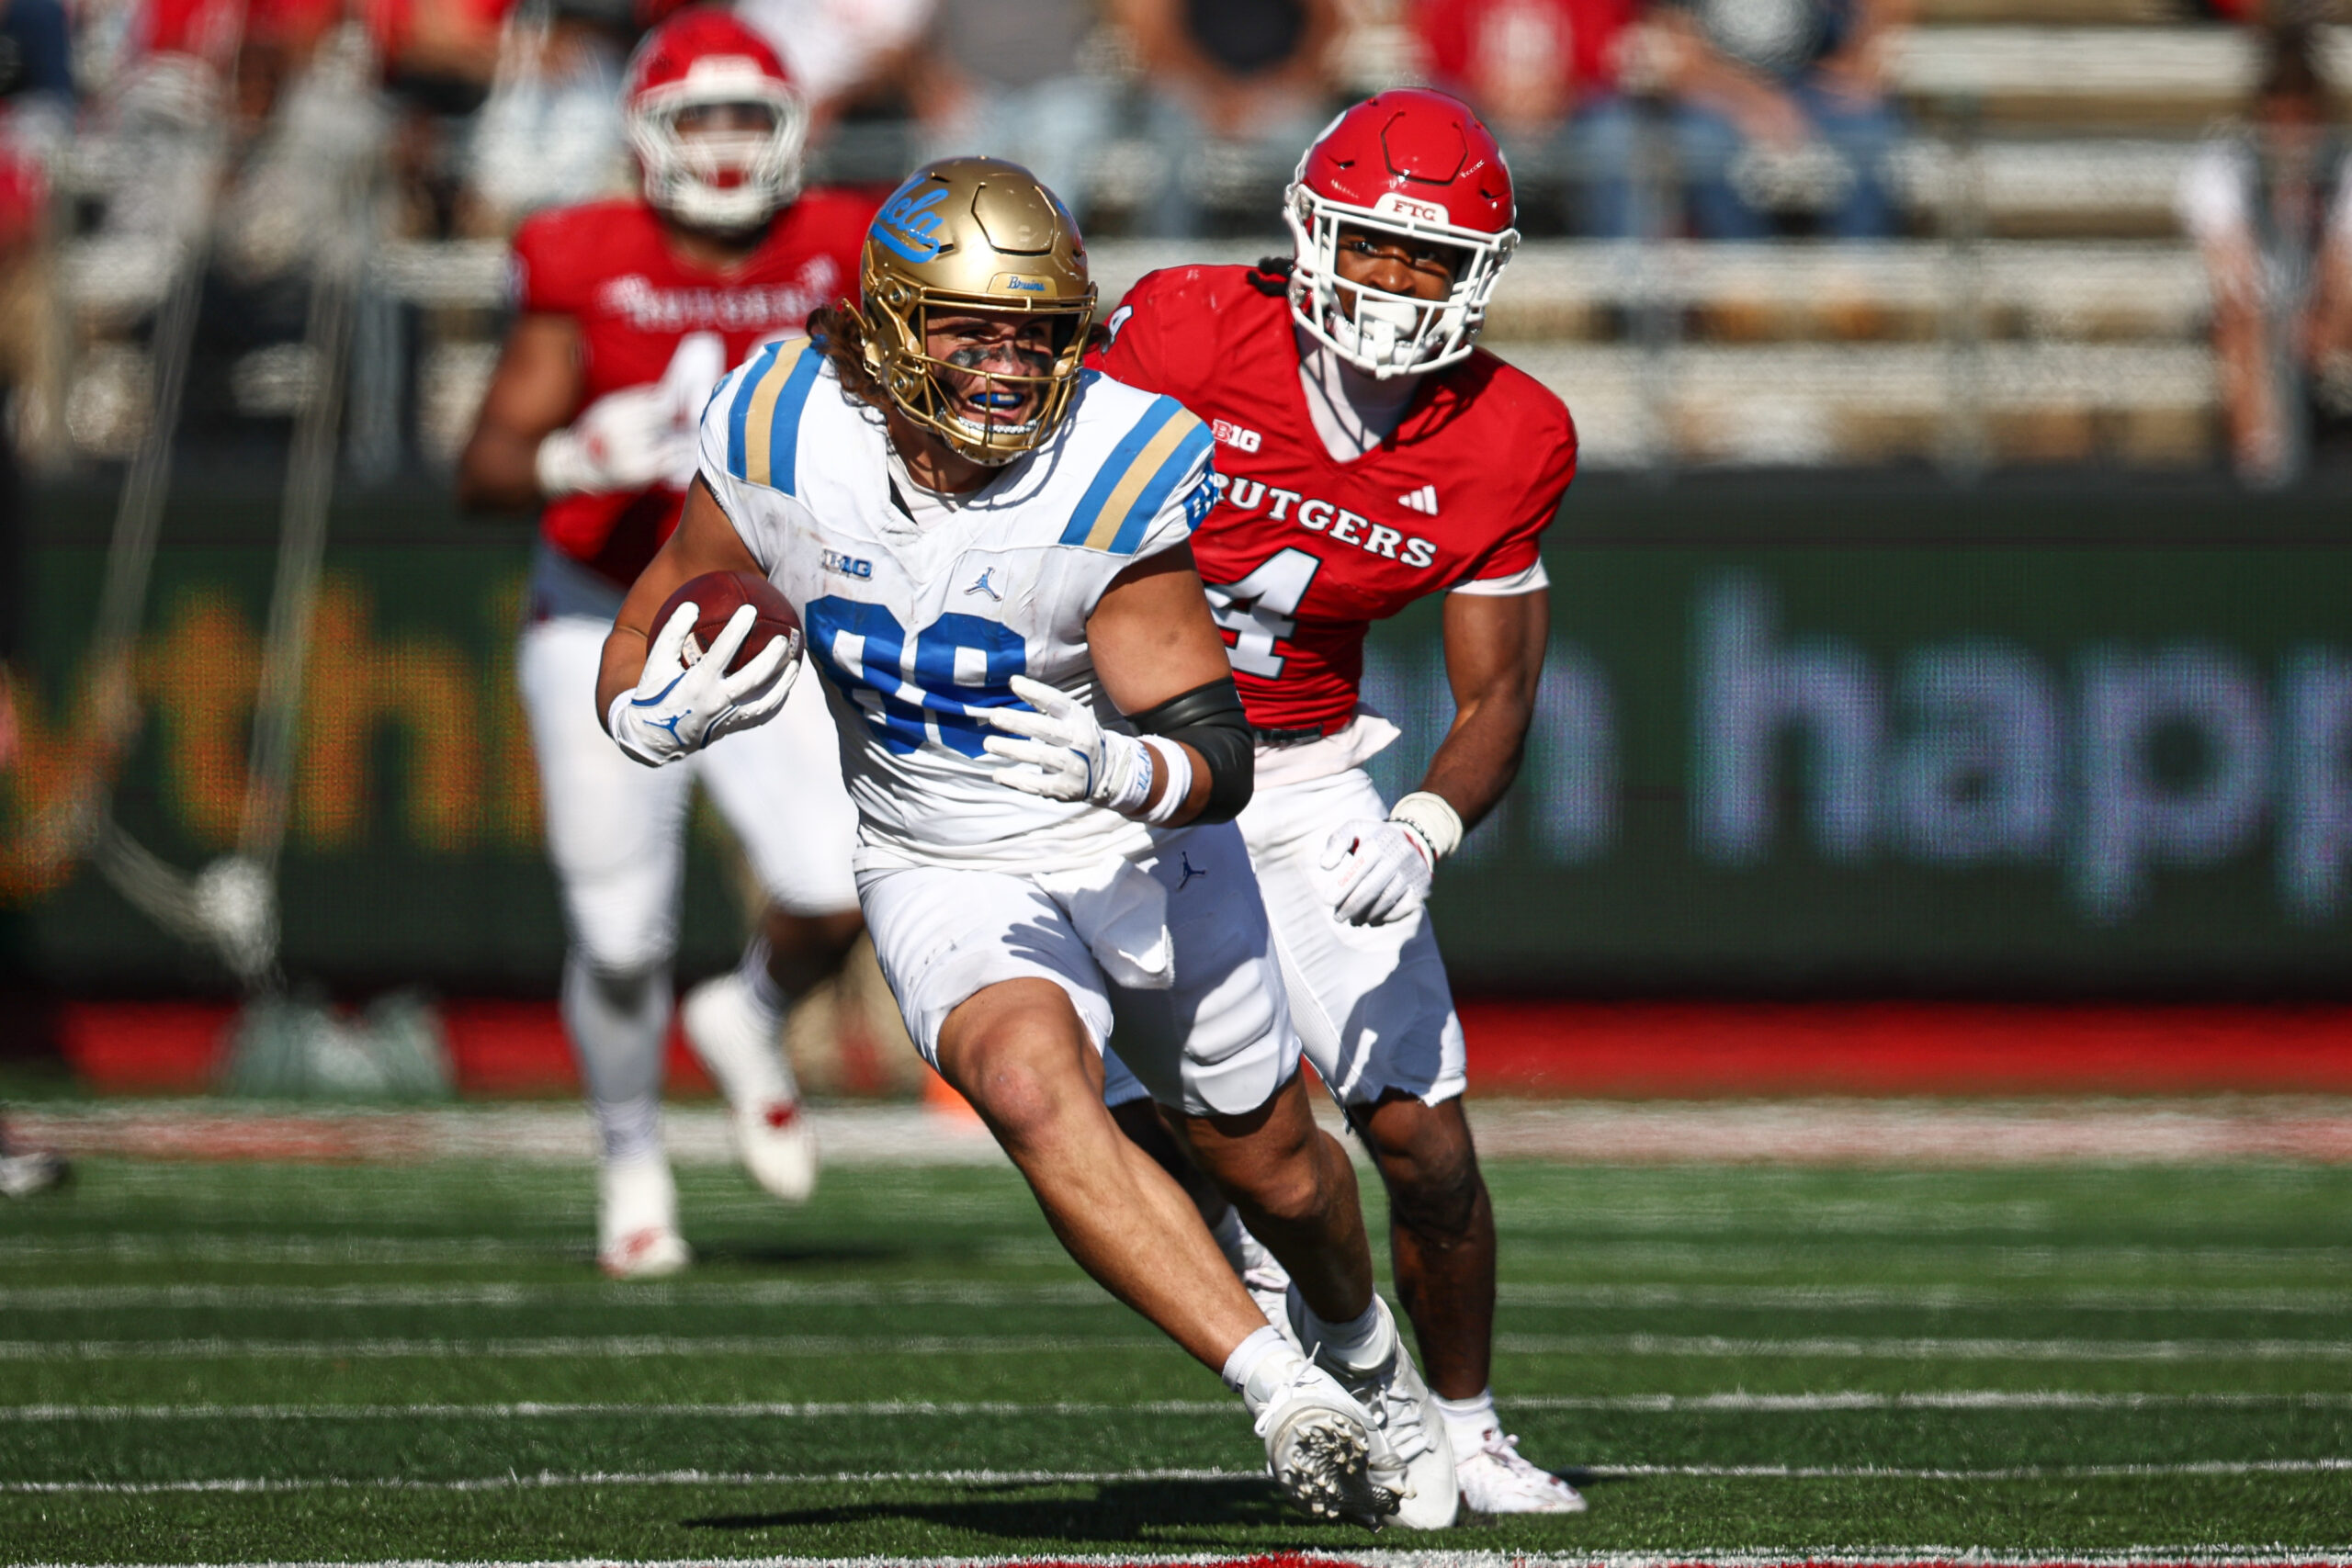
804,596,1027,757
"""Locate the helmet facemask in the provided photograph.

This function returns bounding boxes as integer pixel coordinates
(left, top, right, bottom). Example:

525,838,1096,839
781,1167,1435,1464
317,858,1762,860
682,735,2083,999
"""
628,63,808,232
1284,184,1517,378
862,284,1094,465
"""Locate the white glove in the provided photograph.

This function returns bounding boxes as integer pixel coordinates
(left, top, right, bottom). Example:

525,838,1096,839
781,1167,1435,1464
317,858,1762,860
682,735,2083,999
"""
605,600,797,767
537,382,697,498
981,674,1188,820
1318,792,1464,926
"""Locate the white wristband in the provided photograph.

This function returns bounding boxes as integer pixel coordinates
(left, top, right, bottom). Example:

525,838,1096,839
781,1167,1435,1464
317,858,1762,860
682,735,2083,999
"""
535,428,595,498
1139,737,1193,825
1389,790,1464,862
1097,730,1157,816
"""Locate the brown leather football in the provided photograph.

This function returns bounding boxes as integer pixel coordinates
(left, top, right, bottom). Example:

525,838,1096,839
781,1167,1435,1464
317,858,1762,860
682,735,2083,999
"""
655,570,802,676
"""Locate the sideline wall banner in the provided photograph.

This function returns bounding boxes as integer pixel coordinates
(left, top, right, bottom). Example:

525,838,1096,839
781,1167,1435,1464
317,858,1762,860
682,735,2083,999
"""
6,479,2352,994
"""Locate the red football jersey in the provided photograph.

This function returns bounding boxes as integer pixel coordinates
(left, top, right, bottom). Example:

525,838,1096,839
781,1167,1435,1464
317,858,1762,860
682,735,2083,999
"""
1091,264,1577,733
511,190,875,588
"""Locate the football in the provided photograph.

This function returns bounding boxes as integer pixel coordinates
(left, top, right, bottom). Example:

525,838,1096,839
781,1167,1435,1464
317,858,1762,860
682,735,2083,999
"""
655,570,801,676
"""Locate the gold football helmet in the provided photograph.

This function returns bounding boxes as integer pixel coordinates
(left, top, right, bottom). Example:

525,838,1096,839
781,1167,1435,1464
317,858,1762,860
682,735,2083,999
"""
858,157,1097,466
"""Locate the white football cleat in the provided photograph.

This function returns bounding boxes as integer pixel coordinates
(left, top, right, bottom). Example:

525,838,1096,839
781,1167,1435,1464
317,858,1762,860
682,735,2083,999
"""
0,1149,67,1199
1291,1292,1456,1529
598,1155,690,1280
1254,1359,1404,1528
682,972,816,1203
1455,1425,1589,1515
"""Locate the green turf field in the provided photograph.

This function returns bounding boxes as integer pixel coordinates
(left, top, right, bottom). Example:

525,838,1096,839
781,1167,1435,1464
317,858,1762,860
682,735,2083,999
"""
3,1151,2349,1561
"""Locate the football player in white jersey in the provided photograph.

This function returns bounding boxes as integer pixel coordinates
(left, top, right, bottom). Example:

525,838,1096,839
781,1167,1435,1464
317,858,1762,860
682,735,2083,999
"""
591,157,1456,1529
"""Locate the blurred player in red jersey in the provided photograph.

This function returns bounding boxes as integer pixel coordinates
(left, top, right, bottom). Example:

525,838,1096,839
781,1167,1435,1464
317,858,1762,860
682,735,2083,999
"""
1091,88,1585,1513
458,6,868,1279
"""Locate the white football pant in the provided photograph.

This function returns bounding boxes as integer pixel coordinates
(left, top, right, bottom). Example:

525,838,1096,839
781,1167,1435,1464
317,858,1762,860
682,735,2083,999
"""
1104,766,1464,1111
518,614,859,1168
518,614,860,974
859,821,1303,1118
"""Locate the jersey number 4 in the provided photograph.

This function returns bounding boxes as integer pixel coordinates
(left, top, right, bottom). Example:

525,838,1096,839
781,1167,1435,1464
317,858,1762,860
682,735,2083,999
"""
802,596,1026,757
1204,548,1320,678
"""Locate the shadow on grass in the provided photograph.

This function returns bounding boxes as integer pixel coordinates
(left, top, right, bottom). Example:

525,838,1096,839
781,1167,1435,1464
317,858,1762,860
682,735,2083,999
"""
684,1477,1308,1542
684,1472,1633,1543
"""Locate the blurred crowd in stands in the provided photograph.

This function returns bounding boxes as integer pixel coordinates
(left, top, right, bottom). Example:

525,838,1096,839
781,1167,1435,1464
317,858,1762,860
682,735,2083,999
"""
0,0,2294,255
0,0,2328,482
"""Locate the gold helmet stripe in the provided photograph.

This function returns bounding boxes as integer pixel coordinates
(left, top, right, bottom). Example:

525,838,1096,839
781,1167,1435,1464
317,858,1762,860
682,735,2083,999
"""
1060,400,1215,554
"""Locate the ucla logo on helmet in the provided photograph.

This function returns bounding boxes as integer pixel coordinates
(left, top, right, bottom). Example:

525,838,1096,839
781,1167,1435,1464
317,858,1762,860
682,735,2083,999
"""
994,274,1048,293
872,185,950,263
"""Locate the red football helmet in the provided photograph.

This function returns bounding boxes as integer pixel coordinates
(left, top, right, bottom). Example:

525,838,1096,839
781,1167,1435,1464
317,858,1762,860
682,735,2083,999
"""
1284,89,1519,378
624,7,808,231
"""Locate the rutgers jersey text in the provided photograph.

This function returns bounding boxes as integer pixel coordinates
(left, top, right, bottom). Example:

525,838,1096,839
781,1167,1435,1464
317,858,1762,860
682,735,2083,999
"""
1091,264,1577,734
512,190,875,588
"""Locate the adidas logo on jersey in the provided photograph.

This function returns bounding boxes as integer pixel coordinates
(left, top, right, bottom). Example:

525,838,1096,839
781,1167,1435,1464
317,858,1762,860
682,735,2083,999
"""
1398,484,1440,515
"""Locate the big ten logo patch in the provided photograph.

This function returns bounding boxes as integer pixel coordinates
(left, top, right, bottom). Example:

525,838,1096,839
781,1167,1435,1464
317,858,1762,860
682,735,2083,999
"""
1212,419,1261,454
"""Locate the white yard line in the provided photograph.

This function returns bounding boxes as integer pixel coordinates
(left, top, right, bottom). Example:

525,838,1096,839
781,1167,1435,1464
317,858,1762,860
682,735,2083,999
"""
7,1235,2350,1274
8,1390,2352,1421
1495,1334,2352,1360
0,1282,1113,1311
11,1332,2352,1362
18,1097,2352,1167
0,1336,1164,1361
6,1459,2351,1495
5,1281,2346,1313
0,1469,1251,1494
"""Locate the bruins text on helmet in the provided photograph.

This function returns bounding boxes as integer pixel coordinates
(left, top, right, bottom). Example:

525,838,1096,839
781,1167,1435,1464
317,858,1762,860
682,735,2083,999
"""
856,157,1098,466
1286,88,1520,379
624,6,809,232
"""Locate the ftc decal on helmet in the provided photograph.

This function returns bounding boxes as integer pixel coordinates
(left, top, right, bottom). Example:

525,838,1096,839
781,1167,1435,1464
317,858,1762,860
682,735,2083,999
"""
1285,88,1520,378
856,157,1098,466
625,6,808,232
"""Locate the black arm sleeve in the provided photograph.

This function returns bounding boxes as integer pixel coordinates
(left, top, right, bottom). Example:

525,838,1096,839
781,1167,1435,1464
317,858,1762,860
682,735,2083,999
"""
1131,676,1254,824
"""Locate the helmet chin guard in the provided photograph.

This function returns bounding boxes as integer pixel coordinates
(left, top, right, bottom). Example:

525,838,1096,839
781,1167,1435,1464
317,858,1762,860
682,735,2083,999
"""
625,9,808,232
1283,90,1520,379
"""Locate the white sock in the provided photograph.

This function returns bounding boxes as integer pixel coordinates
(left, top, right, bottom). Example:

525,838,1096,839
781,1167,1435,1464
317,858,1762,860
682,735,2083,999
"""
1208,1206,1250,1276
736,936,786,1025
1222,1324,1308,1416
1434,1388,1500,1451
1297,1293,1394,1373
562,954,671,1167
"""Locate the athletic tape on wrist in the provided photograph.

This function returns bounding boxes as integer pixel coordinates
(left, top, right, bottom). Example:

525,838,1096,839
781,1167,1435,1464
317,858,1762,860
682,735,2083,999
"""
1097,732,1156,816
1389,790,1464,862
1139,737,1193,825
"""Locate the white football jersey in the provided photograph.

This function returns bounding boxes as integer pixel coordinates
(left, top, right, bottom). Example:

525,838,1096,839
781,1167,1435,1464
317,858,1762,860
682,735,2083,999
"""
698,338,1218,874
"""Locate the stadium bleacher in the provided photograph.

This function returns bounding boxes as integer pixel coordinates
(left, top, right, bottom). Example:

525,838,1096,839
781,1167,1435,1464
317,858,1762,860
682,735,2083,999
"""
35,0,2264,475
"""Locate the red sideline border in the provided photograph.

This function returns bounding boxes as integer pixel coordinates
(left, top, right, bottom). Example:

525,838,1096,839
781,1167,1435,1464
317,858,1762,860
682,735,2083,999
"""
52,999,713,1098
47,997,2352,1098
